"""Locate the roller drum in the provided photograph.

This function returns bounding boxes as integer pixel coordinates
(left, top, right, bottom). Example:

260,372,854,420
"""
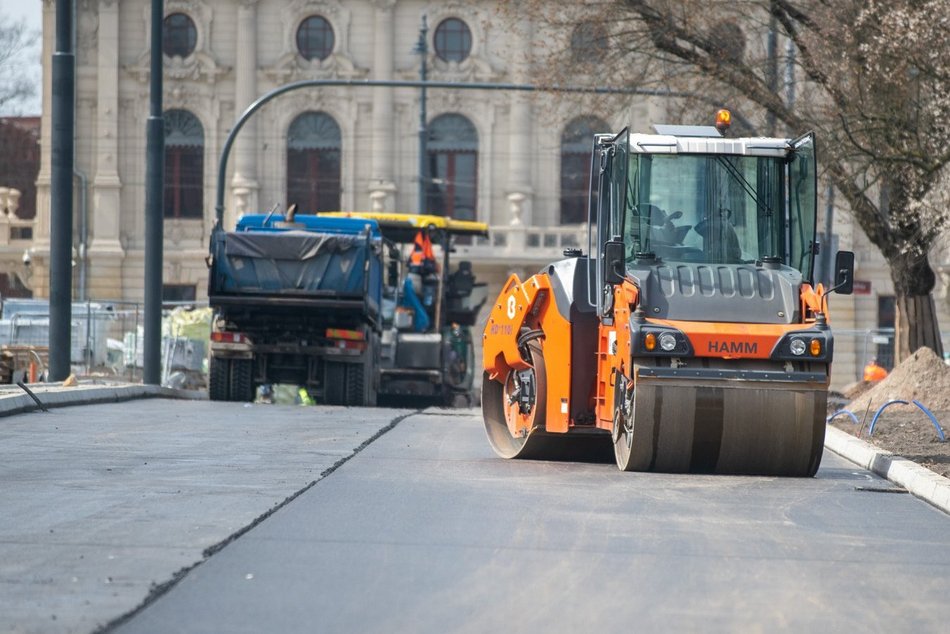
617,374,826,476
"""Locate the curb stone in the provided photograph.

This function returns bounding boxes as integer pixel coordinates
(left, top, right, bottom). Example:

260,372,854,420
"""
825,425,950,515
0,383,205,418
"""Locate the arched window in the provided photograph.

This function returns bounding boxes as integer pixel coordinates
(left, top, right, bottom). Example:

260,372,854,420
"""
560,116,607,224
286,112,342,212
164,109,204,219
163,13,197,58
296,15,335,61
434,18,472,63
426,114,477,220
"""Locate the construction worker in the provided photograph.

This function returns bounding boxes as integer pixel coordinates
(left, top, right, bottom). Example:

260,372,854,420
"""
405,228,439,329
863,357,888,382
408,228,438,275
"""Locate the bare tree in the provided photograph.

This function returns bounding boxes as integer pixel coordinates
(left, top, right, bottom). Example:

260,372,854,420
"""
0,19,39,115
514,0,950,362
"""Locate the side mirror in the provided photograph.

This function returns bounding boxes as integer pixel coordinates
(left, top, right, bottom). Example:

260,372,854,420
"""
832,250,854,295
603,240,625,285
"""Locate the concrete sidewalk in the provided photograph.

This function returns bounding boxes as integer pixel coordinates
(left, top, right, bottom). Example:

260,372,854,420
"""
0,396,412,634
824,425,950,515
0,380,202,418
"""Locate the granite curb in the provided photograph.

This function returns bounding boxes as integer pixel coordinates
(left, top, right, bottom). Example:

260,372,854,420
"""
0,383,206,418
824,425,950,515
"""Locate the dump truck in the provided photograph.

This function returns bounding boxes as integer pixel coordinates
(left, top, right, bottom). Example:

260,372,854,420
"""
321,212,489,404
206,211,383,406
481,113,854,475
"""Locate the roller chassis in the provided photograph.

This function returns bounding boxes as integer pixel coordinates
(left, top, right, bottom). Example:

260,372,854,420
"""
481,124,854,475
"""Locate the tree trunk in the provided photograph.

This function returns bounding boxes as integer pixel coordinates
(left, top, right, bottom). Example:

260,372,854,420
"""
891,254,944,363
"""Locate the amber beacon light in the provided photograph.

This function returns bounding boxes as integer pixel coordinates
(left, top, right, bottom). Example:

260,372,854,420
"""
715,109,732,135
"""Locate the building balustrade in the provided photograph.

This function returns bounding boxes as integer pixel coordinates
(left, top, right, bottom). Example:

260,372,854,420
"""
0,187,35,246
456,223,587,263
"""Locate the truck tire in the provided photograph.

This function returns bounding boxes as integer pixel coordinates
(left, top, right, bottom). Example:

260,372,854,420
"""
208,357,230,402
229,358,255,403
324,361,347,405
345,359,377,407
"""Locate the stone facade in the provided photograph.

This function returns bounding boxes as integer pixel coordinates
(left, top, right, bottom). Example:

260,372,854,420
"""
27,0,950,389
30,0,660,302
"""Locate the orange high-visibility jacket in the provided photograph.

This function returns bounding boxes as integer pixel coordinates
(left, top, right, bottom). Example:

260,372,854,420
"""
409,230,436,270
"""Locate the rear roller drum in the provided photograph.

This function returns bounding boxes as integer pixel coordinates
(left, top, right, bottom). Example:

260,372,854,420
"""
482,339,547,459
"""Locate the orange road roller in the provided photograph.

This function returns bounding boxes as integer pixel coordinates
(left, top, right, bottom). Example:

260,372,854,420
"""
482,117,854,475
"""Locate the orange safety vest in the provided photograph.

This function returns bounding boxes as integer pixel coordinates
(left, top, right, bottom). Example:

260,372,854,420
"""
409,231,436,269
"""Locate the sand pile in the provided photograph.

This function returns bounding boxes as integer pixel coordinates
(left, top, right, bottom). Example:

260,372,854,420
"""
846,346,950,414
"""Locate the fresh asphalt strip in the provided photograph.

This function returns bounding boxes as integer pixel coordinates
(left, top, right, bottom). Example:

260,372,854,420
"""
91,408,420,634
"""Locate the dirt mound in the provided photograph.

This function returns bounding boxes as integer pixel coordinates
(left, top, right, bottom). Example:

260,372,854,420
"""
845,346,950,414
840,380,874,400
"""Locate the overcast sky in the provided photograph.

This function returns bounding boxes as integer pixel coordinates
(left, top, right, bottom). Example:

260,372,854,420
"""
0,0,43,116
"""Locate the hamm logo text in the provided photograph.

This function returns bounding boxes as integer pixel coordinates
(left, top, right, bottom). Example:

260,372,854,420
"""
708,340,757,354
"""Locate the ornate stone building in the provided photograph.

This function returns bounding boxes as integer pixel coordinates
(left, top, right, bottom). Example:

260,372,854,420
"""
29,0,664,304
27,0,949,387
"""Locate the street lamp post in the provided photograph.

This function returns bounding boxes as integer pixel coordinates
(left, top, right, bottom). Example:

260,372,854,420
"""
414,17,429,216
143,0,164,385
49,0,75,382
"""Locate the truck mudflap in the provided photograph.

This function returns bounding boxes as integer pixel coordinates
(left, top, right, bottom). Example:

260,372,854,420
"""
613,367,828,476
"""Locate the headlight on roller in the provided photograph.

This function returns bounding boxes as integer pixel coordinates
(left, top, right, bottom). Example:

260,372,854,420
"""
659,333,677,352
632,324,693,356
769,330,832,362
789,338,806,356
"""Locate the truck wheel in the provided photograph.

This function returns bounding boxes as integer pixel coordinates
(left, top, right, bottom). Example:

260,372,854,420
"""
208,357,231,401
229,358,255,403
324,361,347,405
345,359,377,407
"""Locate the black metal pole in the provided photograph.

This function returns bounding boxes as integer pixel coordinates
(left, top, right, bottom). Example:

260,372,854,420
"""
49,0,75,382
416,17,428,216
143,0,164,385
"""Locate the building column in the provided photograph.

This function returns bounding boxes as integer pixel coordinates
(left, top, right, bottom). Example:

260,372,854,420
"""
368,0,396,211
229,0,259,227
505,18,533,250
87,0,125,299
30,0,57,297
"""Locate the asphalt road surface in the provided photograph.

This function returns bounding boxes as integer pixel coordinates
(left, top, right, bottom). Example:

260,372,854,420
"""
3,399,949,632
102,406,950,633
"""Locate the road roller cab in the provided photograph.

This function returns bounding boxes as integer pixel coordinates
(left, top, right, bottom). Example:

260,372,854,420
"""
482,115,855,475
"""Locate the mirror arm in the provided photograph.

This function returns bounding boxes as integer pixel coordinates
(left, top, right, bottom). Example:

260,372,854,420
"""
826,268,851,295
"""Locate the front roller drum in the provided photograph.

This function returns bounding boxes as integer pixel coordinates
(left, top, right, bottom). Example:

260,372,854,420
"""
614,378,827,477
